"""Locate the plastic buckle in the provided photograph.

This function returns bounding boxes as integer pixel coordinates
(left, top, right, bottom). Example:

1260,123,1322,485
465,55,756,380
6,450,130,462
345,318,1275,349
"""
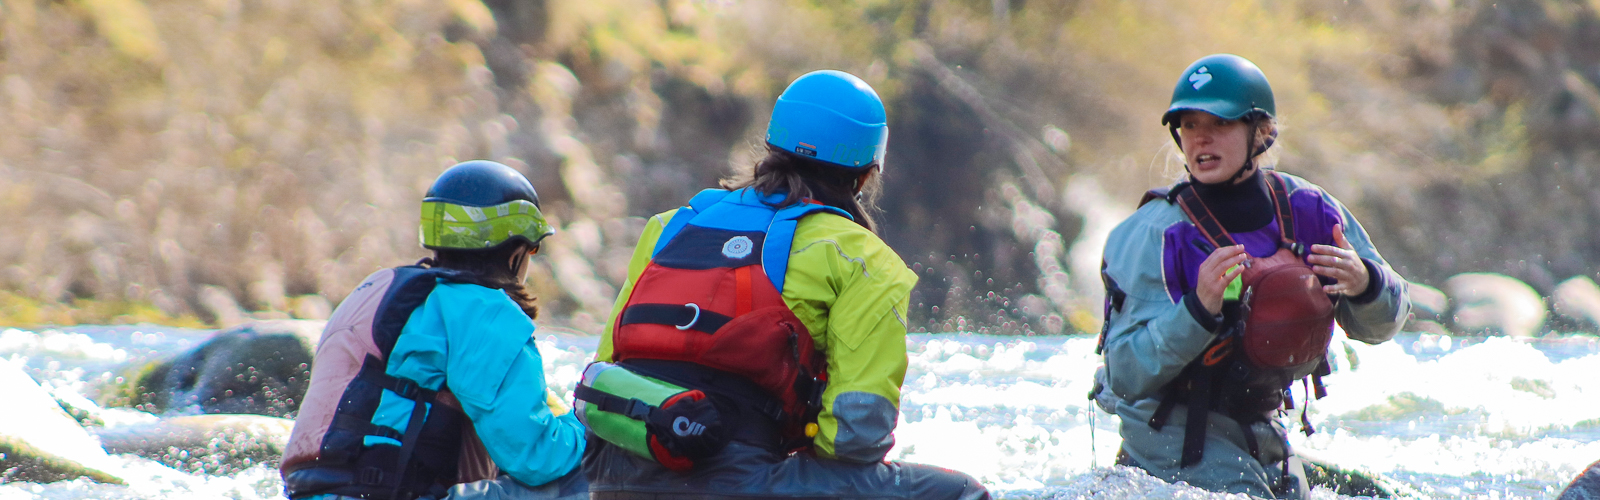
392,379,420,400
360,467,385,486
675,303,702,331
624,399,654,420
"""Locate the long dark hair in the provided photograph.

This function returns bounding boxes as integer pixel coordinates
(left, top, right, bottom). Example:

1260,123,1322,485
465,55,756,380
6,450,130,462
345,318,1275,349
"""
721,144,883,232
419,240,539,319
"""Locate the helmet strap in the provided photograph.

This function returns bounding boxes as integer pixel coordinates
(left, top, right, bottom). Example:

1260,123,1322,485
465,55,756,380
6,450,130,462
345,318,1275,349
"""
1226,118,1261,185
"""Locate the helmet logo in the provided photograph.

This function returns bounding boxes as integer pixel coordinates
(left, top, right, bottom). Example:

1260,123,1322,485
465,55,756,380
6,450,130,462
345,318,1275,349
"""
1189,66,1213,90
722,236,754,259
795,142,818,157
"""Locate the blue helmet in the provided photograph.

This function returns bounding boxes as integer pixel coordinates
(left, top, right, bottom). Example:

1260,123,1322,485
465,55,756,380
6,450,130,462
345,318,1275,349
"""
765,70,888,169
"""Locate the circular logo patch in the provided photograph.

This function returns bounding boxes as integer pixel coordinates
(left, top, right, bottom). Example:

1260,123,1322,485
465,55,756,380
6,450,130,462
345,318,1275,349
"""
722,236,753,259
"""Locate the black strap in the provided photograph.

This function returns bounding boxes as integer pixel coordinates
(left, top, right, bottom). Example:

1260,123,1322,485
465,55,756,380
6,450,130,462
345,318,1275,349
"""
1175,187,1238,252
620,304,733,335
358,358,440,403
573,384,656,421
622,359,787,423
1148,384,1182,431
1238,417,1263,460
330,413,404,442
1179,365,1216,467
390,395,431,499
1263,171,1297,244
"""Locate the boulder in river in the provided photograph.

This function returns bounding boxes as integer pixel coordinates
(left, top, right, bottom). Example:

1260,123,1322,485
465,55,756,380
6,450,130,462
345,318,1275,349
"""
111,320,321,417
1553,276,1600,333
1559,458,1600,500
1443,273,1547,337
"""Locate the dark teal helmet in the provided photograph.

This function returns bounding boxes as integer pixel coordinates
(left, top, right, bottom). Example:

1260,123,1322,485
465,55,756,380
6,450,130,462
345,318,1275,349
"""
1161,54,1275,126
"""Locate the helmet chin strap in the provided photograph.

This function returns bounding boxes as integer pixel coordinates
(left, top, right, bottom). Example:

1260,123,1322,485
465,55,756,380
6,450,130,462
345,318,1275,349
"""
1224,118,1261,185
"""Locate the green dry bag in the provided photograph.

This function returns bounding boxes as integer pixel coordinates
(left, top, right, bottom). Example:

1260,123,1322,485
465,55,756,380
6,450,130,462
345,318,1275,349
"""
574,362,728,471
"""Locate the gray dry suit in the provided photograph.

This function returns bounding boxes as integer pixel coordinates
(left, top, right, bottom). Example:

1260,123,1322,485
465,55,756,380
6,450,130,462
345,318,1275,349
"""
1094,171,1410,498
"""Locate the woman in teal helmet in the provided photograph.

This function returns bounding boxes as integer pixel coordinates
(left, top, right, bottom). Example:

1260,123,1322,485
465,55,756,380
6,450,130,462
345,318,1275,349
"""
280,160,588,500
579,70,989,499
1091,55,1412,498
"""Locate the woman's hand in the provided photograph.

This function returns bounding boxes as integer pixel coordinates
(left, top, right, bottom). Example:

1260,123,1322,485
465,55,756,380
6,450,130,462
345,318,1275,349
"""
1310,223,1370,297
1197,245,1249,315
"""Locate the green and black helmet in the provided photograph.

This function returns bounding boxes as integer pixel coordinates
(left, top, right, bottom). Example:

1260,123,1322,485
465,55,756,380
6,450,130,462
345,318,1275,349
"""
419,160,554,250
1161,54,1275,126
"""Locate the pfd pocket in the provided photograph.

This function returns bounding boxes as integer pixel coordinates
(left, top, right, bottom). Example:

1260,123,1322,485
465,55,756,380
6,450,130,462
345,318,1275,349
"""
574,362,729,472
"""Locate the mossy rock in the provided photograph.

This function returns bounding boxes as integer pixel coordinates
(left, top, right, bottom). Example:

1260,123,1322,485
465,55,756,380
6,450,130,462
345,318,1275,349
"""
107,320,320,417
1302,457,1421,498
0,436,123,484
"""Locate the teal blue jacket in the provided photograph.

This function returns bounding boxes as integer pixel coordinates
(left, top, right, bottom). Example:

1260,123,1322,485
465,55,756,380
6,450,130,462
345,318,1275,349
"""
367,281,585,488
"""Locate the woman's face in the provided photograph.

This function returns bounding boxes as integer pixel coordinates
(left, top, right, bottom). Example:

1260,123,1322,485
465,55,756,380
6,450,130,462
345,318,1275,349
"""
1177,111,1252,185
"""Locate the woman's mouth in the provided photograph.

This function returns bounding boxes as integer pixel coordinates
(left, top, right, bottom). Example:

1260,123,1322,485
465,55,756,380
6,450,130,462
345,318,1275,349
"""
1194,154,1221,168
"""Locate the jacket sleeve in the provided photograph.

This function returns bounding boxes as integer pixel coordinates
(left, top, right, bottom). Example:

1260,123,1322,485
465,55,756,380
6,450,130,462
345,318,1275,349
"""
1100,210,1219,402
440,288,586,487
596,210,675,363
782,216,917,463
1324,194,1411,345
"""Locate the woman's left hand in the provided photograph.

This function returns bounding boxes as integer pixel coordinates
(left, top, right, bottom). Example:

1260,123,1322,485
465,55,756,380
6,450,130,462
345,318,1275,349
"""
1310,223,1370,297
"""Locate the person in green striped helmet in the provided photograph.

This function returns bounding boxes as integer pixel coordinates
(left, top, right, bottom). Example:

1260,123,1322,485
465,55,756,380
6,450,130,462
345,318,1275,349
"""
281,160,587,500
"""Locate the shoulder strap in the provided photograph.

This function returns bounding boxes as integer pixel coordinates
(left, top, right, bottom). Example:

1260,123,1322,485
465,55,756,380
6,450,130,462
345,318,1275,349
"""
763,202,850,293
1263,171,1295,244
1173,185,1238,251
372,266,456,356
653,189,734,258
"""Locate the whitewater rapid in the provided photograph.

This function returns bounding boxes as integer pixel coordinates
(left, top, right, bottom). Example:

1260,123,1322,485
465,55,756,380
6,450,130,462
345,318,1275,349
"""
0,324,1595,499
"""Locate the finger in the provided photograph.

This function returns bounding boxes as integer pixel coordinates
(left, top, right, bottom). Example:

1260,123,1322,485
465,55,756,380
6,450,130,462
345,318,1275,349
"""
1332,223,1355,251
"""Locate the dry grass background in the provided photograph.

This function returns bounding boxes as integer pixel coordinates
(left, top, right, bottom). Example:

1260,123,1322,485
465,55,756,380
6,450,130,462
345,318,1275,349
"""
2,0,1598,333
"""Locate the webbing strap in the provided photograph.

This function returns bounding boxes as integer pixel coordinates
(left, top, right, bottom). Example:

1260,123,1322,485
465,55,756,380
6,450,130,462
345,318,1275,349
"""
620,304,733,335
329,413,403,441
1263,171,1296,243
1180,366,1215,467
1238,418,1263,460
734,266,753,317
357,359,440,403
1174,188,1238,251
573,384,655,421
389,395,430,499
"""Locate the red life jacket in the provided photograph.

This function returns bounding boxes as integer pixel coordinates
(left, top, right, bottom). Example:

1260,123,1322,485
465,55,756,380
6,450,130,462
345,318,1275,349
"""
279,265,495,500
611,189,842,444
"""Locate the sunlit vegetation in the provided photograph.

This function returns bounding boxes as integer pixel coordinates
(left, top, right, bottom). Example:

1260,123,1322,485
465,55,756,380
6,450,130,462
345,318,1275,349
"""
2,0,1597,332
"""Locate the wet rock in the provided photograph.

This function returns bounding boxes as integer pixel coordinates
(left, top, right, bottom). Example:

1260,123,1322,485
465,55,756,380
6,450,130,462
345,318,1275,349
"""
1553,276,1600,333
1407,281,1449,321
112,320,321,417
1301,456,1422,498
92,414,294,475
1560,459,1600,500
1443,273,1547,337
0,361,123,484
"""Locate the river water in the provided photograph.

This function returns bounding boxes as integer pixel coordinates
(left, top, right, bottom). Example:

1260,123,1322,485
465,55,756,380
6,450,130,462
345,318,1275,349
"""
0,324,1595,499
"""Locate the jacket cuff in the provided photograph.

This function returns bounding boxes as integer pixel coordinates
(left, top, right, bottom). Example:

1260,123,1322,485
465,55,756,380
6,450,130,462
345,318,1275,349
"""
1183,291,1224,333
1349,258,1386,305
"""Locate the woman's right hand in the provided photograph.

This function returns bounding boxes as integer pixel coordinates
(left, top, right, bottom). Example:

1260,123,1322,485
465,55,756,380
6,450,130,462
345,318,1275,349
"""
1197,245,1249,315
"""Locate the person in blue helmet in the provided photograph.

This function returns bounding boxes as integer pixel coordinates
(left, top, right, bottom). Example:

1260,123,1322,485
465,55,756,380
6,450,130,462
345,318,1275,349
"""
577,70,991,499
280,160,588,500
1090,55,1411,499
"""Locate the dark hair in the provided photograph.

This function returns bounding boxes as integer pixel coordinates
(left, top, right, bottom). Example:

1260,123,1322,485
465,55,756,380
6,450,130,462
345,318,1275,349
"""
721,144,883,232
420,240,539,319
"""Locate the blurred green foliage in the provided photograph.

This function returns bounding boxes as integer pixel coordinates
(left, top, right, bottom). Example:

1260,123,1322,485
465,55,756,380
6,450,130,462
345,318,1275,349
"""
1,0,1598,332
